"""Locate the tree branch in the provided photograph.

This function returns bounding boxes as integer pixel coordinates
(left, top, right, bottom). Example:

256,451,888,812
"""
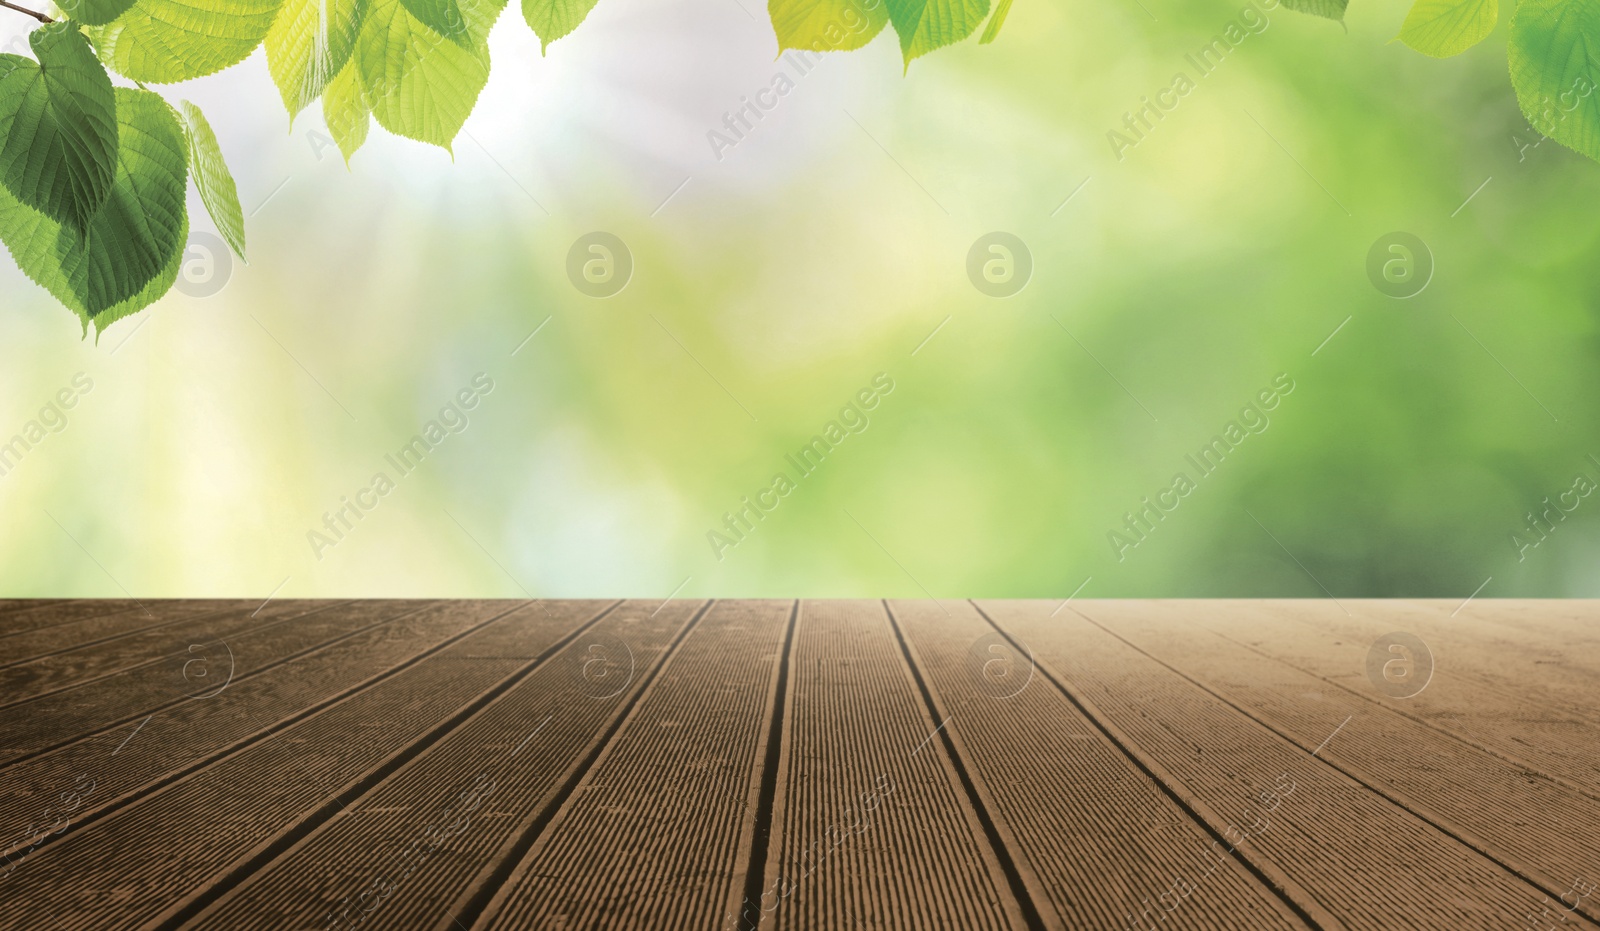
0,0,52,24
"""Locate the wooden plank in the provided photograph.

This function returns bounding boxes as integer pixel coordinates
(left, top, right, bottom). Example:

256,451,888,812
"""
474,600,794,931
0,599,241,665
0,600,421,767
889,599,1311,931
0,600,344,708
3,601,238,664
173,599,709,931
1451,599,1600,650
1390,601,1600,710
1184,602,1600,824
755,600,1025,931
1209,601,1600,783
0,601,428,783
0,601,393,771
1255,601,1600,726
0,599,140,637
981,601,1600,931
0,601,520,870
1074,600,1600,925
0,600,608,931
0,599,68,617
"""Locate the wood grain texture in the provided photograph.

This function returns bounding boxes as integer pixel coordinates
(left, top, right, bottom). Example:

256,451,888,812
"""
0,600,1592,931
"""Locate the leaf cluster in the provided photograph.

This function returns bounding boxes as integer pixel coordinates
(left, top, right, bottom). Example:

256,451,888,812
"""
1381,0,1600,168
0,23,227,334
0,0,1014,333
1,0,1597,334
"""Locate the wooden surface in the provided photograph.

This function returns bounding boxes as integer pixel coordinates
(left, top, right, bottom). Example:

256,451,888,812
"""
0,599,1596,930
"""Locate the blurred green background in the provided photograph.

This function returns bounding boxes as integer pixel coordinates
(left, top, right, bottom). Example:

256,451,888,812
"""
2,0,1597,600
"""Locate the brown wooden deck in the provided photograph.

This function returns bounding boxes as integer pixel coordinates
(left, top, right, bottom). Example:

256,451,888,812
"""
0,599,1595,930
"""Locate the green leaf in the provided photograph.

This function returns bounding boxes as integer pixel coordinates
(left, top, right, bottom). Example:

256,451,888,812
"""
1397,0,1496,57
323,58,370,162
768,0,888,53
57,0,142,28
87,0,286,84
1280,0,1346,21
0,192,77,309
0,87,188,321
0,188,188,337
1509,0,1600,162
356,0,490,150
76,213,188,337
178,101,245,260
521,0,598,52
0,24,119,237
978,0,1009,43
265,0,368,115
400,0,469,43
883,0,990,68
460,0,509,39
